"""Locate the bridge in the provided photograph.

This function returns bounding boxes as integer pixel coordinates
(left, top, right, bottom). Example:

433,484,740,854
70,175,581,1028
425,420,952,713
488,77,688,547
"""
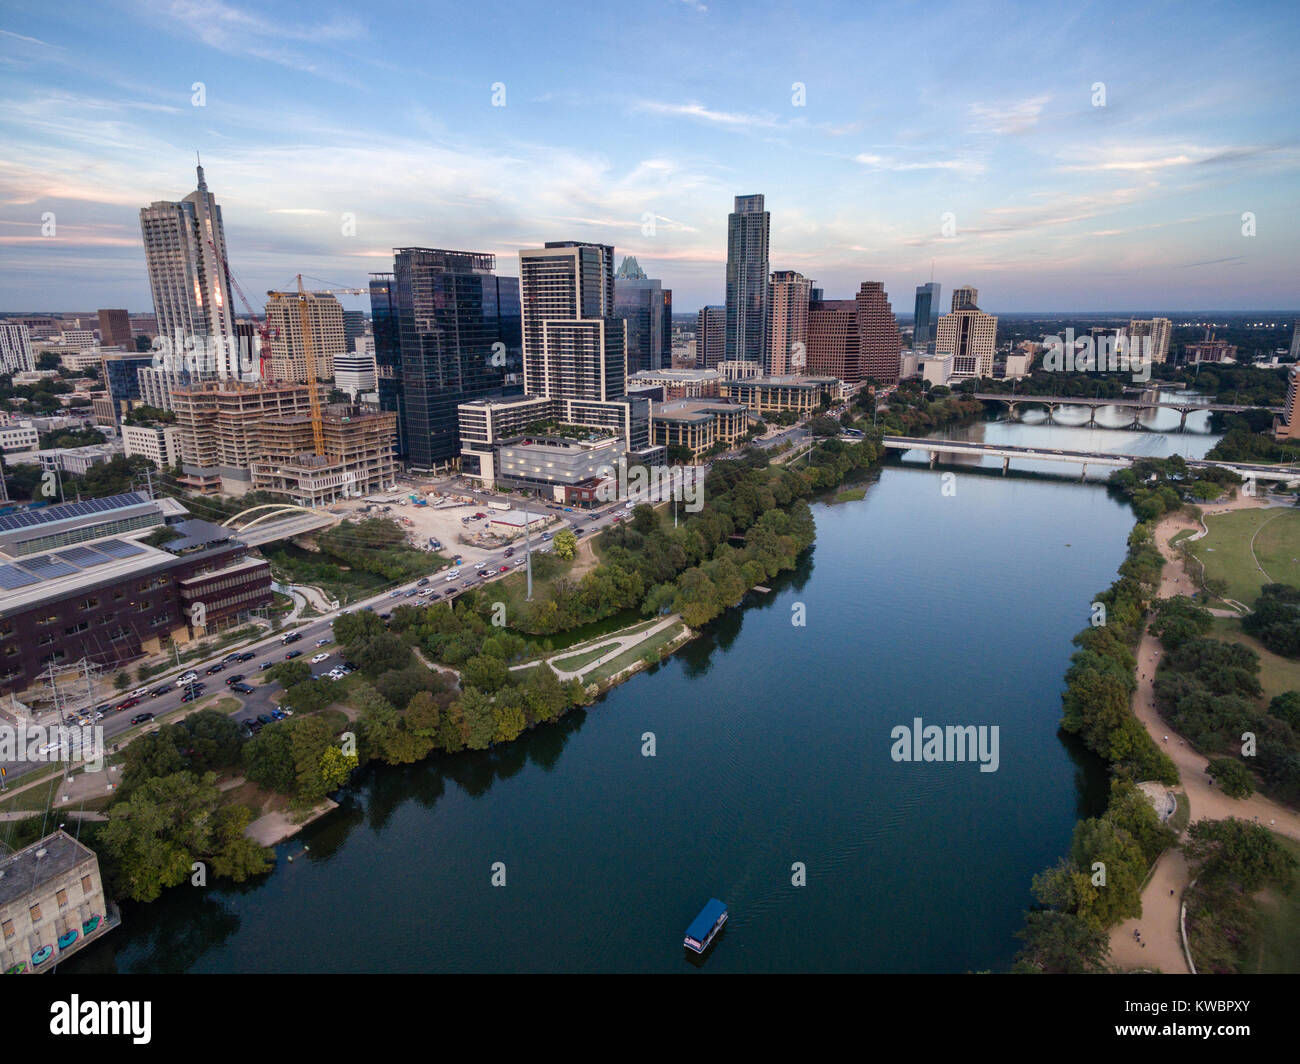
972,392,1283,429
222,504,337,547
881,436,1300,486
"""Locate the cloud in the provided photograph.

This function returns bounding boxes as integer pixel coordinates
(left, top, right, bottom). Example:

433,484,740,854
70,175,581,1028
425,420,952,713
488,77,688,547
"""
966,96,1049,135
854,152,985,175
0,28,62,48
631,99,780,129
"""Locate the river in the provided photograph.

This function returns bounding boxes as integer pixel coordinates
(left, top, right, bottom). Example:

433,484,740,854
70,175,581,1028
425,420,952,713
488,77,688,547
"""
61,401,1222,973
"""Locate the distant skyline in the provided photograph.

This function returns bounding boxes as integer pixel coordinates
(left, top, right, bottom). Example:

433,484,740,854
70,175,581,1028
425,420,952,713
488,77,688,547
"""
1,1,1299,314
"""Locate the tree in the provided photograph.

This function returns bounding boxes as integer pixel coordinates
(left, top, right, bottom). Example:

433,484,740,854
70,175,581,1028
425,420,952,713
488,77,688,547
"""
459,687,496,750
1012,911,1110,974
243,724,295,792
1186,818,1297,892
113,671,131,692
268,659,312,689
1207,757,1255,798
631,504,657,535
461,655,510,694
553,528,578,560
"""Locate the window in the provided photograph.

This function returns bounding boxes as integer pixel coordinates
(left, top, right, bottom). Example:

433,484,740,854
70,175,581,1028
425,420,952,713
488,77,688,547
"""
56,889,67,907
29,903,41,923
81,875,93,896
1,919,13,939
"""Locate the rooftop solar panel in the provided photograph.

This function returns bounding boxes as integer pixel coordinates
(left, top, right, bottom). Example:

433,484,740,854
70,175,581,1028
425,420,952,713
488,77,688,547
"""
18,556,78,579
54,545,111,568
93,539,146,559
0,493,149,534
0,565,39,589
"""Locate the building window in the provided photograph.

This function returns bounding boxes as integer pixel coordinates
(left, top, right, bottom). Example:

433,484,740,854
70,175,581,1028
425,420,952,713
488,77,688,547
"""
1,919,13,939
56,888,67,907
81,875,93,896
29,903,41,923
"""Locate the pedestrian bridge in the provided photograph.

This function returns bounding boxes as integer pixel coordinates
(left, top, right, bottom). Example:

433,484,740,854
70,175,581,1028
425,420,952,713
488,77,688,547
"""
881,436,1300,486
972,392,1282,429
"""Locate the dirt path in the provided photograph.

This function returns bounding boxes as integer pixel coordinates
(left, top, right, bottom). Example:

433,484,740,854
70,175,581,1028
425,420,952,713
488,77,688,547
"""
1110,849,1191,973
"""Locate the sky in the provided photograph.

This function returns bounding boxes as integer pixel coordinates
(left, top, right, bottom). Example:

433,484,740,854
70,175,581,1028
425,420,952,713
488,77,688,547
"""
1,0,1298,315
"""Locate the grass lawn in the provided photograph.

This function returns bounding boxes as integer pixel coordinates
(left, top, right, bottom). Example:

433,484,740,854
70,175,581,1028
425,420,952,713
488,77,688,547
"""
582,621,685,684
1243,835,1300,974
1210,617,1300,702
552,641,621,672
1188,508,1300,607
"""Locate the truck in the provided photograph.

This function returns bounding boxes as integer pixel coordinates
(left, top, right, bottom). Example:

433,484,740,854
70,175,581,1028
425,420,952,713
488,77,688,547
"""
488,500,510,511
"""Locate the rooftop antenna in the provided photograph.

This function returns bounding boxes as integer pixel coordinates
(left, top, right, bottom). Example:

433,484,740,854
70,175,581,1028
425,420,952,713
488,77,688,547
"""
196,151,207,191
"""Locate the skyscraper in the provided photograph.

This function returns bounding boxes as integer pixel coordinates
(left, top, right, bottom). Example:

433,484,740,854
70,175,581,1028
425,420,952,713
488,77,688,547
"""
1127,317,1172,364
936,301,997,380
0,322,34,374
368,274,404,455
388,249,521,470
696,306,726,369
341,309,367,353
725,194,770,367
913,282,941,350
519,241,625,401
614,256,671,375
139,164,239,379
768,270,812,375
807,282,902,385
264,290,345,383
1289,321,1300,361
97,308,133,349
951,286,978,312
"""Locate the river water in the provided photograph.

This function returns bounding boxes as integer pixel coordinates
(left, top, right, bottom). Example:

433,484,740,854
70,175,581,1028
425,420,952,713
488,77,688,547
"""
62,402,1220,973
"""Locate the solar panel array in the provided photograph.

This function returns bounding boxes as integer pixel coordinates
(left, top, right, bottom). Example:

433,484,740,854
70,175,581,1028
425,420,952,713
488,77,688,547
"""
0,493,149,534
0,534,152,597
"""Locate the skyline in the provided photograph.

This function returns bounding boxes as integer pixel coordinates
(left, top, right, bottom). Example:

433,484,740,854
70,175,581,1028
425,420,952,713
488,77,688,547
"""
1,1,1299,313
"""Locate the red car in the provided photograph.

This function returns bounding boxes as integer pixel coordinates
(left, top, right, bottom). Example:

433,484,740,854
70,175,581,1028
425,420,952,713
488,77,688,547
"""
117,697,140,711
499,565,509,572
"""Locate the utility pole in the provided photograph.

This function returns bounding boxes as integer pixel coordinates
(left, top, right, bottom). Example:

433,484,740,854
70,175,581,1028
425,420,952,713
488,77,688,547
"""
523,502,533,601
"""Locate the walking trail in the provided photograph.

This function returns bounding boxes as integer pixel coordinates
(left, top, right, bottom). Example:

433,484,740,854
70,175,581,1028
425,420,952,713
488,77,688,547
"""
1107,493,1300,972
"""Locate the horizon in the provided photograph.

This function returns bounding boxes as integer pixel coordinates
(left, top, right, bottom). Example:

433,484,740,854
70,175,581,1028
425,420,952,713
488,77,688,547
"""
1,1,1298,314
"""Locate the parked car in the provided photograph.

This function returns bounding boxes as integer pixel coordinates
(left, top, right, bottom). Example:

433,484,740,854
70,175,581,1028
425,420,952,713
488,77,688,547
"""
310,652,330,664
257,714,275,726
285,650,303,660
129,712,154,725
224,674,245,686
259,661,274,671
230,683,255,694
245,718,263,733
269,709,287,721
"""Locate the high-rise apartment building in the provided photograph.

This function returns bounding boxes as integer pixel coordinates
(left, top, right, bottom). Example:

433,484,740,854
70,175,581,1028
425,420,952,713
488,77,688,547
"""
1288,321,1300,362
768,270,812,375
341,309,367,353
389,248,521,469
614,256,671,375
935,300,997,380
725,194,770,367
264,290,345,383
807,282,902,385
951,286,978,312
520,241,624,401
913,282,942,350
139,165,239,378
335,337,378,399
0,322,35,374
1274,365,1300,441
1126,317,1172,364
696,305,726,368
97,309,133,349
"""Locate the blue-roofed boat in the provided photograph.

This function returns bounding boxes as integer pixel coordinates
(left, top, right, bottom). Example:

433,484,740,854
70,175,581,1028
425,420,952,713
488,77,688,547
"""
684,898,728,954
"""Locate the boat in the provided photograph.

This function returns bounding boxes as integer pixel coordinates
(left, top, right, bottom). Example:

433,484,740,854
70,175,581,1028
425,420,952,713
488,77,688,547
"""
683,898,728,954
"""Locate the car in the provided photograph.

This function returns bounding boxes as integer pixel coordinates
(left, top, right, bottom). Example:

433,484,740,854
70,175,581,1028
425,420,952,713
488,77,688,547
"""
230,683,255,694
315,638,330,647
149,686,169,699
223,652,242,664
404,589,419,597
390,590,404,598
257,714,275,726
237,652,256,662
269,709,287,721
514,560,525,567
418,587,435,596
285,650,303,660
311,653,330,664
176,671,199,687
259,661,274,671
498,565,510,572
129,712,154,725
445,572,460,582
205,663,225,675
611,516,621,523
473,512,486,519
224,674,245,686
244,718,263,733
379,612,391,621
416,577,430,587
179,690,198,703
344,661,358,671
116,697,140,711
428,592,442,601
541,531,552,540
503,547,515,557
94,703,114,716
281,632,301,645
130,686,150,698
574,528,585,537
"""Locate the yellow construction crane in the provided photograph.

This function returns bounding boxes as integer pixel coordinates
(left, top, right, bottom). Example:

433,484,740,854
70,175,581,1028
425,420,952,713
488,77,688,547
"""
265,276,367,458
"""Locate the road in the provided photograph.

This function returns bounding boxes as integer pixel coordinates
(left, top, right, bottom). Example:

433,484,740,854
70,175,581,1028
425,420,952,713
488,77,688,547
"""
0,499,639,788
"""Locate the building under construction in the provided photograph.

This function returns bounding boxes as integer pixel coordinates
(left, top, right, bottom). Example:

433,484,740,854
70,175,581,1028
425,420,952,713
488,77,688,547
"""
171,379,326,494
250,404,399,506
